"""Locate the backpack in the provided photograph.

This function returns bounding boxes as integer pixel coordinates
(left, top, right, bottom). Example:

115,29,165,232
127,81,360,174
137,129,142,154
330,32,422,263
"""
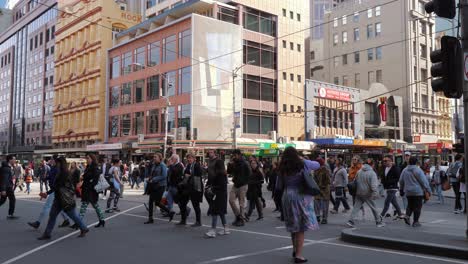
447,162,461,179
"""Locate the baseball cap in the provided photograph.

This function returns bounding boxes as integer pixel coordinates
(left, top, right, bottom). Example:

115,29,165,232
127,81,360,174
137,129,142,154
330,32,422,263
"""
404,151,411,156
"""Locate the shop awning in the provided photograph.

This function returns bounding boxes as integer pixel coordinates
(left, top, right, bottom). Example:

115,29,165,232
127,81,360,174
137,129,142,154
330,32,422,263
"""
34,148,87,154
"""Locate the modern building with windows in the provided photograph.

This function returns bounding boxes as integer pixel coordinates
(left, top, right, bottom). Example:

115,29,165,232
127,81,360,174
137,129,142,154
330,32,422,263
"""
107,0,309,149
0,0,57,157
52,0,141,150
310,0,450,145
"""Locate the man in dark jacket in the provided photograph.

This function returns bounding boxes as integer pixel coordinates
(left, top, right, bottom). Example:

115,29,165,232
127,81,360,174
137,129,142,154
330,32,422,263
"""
380,155,404,218
178,153,203,227
227,149,251,227
166,154,184,215
0,155,18,219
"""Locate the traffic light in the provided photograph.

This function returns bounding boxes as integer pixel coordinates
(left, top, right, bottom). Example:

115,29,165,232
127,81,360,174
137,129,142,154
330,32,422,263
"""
429,36,463,98
454,138,464,153
425,0,456,19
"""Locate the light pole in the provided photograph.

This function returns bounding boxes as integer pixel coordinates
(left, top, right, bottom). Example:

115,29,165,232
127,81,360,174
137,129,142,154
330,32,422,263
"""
232,61,255,150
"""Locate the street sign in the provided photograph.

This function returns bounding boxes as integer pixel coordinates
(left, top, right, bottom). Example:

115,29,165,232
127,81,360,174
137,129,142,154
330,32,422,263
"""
465,52,468,81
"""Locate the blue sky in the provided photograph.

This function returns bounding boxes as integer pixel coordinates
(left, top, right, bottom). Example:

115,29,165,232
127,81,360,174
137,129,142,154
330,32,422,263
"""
0,0,6,8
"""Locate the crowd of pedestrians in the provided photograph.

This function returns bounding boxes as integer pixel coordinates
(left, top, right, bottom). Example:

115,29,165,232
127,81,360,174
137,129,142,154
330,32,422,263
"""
0,148,466,263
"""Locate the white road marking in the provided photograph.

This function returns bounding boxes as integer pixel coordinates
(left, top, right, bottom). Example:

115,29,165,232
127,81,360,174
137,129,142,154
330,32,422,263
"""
429,219,447,224
1,204,143,264
275,226,286,229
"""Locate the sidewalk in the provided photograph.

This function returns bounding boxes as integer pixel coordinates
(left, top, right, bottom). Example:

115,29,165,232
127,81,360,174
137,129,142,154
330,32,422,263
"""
342,223,468,260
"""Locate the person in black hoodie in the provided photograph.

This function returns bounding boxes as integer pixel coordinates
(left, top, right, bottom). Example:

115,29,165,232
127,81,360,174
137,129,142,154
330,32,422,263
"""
380,155,405,218
76,154,106,228
178,153,203,226
0,155,18,219
167,154,184,215
38,157,89,240
245,159,264,221
228,149,251,227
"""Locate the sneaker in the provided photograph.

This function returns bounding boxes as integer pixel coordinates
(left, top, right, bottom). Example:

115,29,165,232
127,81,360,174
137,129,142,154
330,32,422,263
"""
7,215,18,220
404,216,411,226
105,208,113,213
412,222,421,227
28,221,40,229
384,213,391,218
316,216,321,222
330,210,338,214
217,227,231,236
454,210,461,214
191,222,202,227
320,219,328,225
58,220,70,228
376,222,386,228
205,229,216,238
342,209,350,213
346,220,355,228
113,207,121,212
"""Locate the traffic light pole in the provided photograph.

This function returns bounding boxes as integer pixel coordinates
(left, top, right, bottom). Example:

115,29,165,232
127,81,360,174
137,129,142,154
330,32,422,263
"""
462,0,468,239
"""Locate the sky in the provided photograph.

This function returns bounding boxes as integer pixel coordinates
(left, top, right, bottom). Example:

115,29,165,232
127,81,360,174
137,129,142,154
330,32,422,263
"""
0,0,6,8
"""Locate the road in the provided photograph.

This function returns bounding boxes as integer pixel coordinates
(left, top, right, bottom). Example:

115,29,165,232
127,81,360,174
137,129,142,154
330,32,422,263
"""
0,182,466,264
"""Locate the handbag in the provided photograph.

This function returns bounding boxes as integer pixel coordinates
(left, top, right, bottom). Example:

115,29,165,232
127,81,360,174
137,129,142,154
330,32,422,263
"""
94,174,110,193
302,170,321,196
442,180,451,191
410,171,431,202
347,180,357,196
204,185,215,200
57,186,76,211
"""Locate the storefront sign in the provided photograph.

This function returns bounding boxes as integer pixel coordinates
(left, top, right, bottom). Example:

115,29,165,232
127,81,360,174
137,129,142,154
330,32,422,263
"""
121,12,143,23
312,138,354,145
353,139,386,147
318,87,351,102
259,143,295,150
99,151,119,155
86,143,123,151
413,136,421,143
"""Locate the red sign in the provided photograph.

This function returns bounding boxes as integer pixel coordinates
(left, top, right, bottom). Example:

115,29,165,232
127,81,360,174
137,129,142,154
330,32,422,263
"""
428,143,443,149
318,87,351,102
413,136,421,143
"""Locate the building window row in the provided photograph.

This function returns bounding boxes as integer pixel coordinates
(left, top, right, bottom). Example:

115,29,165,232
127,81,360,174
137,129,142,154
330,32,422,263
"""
244,7,277,37
413,119,436,134
243,74,277,102
281,40,302,53
243,109,276,135
334,23,381,46
282,8,301,22
333,6,381,28
243,40,276,69
314,106,354,130
282,72,302,84
0,53,11,68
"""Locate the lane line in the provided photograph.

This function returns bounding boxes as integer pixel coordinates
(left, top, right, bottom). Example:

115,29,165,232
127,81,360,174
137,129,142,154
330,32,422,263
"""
1,204,143,264
429,219,447,224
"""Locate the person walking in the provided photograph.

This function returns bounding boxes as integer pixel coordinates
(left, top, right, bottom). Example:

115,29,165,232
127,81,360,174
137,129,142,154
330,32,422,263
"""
167,155,184,215
100,158,112,200
346,160,386,228
76,154,106,228
70,162,81,188
267,162,280,212
0,155,18,219
37,160,50,193
25,169,33,195
348,156,364,216
330,158,350,214
37,157,89,240
28,157,72,229
14,162,24,192
457,163,466,214
399,157,431,227
432,164,445,204
380,155,404,219
314,158,331,224
144,153,174,224
106,159,122,213
228,149,251,227
131,163,141,189
245,159,264,221
447,154,464,214
205,150,230,238
276,147,320,263
178,153,203,227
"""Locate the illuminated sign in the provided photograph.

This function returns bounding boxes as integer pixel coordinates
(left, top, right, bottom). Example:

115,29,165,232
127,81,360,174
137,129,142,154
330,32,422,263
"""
318,87,351,102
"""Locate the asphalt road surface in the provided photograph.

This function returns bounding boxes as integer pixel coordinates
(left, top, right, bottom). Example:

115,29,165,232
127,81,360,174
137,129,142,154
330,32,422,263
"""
0,183,466,264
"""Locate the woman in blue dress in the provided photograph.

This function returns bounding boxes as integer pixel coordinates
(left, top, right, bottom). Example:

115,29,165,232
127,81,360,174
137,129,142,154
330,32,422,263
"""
277,147,320,263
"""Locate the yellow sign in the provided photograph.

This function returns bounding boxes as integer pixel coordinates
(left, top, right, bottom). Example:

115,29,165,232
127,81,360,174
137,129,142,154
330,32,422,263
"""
121,12,143,23
353,139,386,147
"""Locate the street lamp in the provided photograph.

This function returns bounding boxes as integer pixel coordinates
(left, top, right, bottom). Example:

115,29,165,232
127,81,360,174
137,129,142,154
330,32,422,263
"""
131,63,172,158
232,60,255,150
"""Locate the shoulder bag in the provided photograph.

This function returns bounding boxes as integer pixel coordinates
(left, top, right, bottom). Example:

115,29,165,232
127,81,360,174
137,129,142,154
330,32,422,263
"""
302,169,321,196
94,174,110,193
410,171,431,202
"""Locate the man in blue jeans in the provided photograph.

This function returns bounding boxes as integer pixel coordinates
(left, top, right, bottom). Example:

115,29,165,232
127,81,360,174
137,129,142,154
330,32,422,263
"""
380,155,405,219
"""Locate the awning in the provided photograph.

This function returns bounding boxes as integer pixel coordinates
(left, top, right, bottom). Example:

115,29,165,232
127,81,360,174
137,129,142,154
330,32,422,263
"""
34,148,87,154
86,143,124,151
311,138,354,145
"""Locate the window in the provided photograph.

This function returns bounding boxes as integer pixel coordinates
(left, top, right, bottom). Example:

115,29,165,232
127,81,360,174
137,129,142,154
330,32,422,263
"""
282,9,286,17
134,79,144,103
419,1,425,14
414,66,418,81
146,75,159,101
334,77,339,85
283,104,287,112
375,23,381,37
297,44,301,52
290,42,294,50
290,105,294,112
365,102,378,124
375,6,381,16
164,71,176,96
367,9,372,18
368,71,375,83
134,112,144,135
420,21,427,35
342,31,348,44
342,54,348,65
297,13,301,22
283,72,287,80
376,70,383,83
290,11,294,19
178,104,191,132
282,40,287,48
122,52,132,75
342,75,349,86
354,28,360,41
355,73,360,88
290,73,294,81
111,86,120,108
243,110,276,134
179,67,191,94
367,48,373,61
167,106,175,131
120,114,131,136
243,7,277,36
39,32,43,46
342,15,347,25
421,68,428,82
367,24,373,38
218,6,238,24
376,46,382,60
333,33,339,46
134,47,145,71
35,35,38,48
353,12,359,22
179,29,191,58
310,51,315,60
111,56,120,78
333,18,338,27
420,44,427,59
243,40,276,69
297,75,302,83
354,52,360,63
163,35,177,63
432,121,436,134
147,109,159,134
148,41,160,66
121,82,132,105
422,94,429,109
